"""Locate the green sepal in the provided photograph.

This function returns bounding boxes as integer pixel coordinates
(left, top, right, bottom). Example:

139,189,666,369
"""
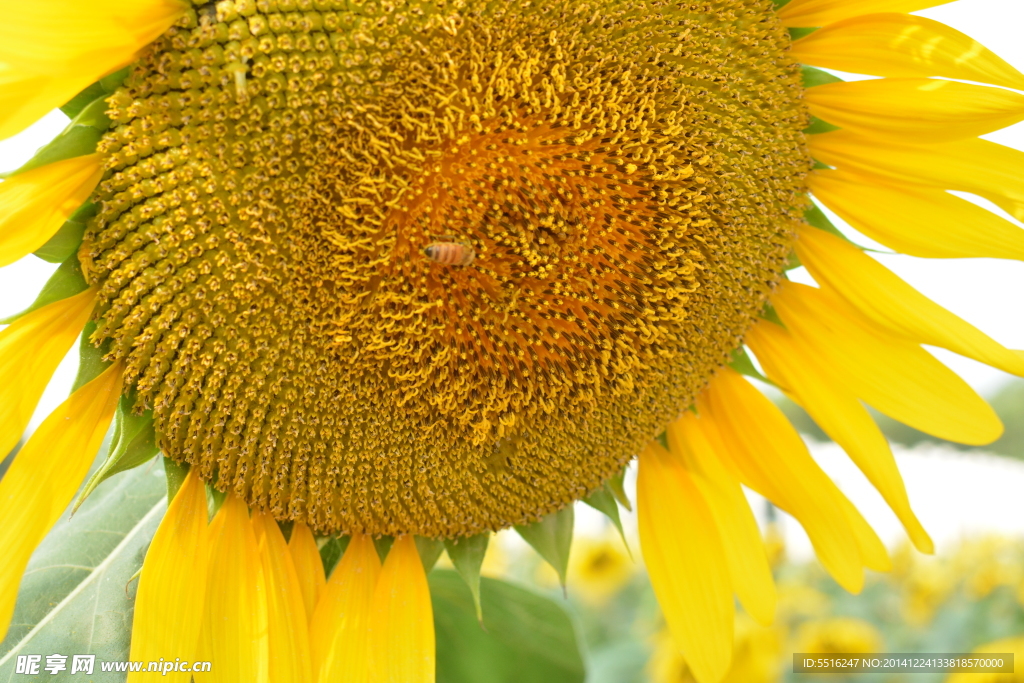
71,321,112,392
761,302,786,329
788,26,817,41
206,483,226,518
33,212,90,263
729,346,773,385
8,124,103,178
318,535,350,578
72,393,160,513
654,431,669,450
784,249,802,271
583,485,631,557
443,533,490,622
805,115,840,135
98,67,130,94
164,457,190,502
0,254,89,324
801,65,843,89
60,83,107,120
416,537,445,573
6,94,111,179
771,0,791,8
515,506,574,589
58,67,128,119
805,204,868,248
607,466,631,512
374,535,395,563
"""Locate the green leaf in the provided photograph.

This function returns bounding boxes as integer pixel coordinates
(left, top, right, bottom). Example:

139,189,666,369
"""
443,533,490,621
0,462,167,671
73,394,160,513
431,570,586,683
583,485,631,556
318,536,350,578
515,506,574,588
0,255,89,324
34,202,96,264
415,536,445,573
607,466,632,512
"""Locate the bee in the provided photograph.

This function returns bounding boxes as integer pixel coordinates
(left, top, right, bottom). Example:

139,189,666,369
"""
424,238,476,266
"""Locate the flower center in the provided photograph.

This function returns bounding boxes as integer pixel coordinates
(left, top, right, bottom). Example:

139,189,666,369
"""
82,0,809,536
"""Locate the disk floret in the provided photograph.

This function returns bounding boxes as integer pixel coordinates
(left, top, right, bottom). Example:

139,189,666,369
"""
82,0,809,536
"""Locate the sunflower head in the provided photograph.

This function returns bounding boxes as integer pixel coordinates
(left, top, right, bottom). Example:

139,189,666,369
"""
81,0,809,537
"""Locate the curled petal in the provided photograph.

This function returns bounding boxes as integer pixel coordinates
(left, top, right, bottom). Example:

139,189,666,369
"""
0,362,122,637
369,536,435,683
638,441,734,683
0,288,96,458
310,535,380,683
253,513,312,683
128,469,209,683
791,14,1024,91
0,154,104,267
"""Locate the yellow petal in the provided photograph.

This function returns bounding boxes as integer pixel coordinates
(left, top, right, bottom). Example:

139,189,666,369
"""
252,513,312,683
797,225,1024,377
665,414,777,626
810,133,1024,224
699,369,872,592
0,1,185,140
638,442,733,683
310,535,380,683
746,319,933,554
773,282,1003,445
778,0,954,28
369,535,435,683
128,469,209,683
806,78,1024,142
0,154,104,267
288,522,325,623
0,0,186,72
807,169,1024,260
0,287,96,457
202,493,269,683
791,14,1024,91
0,362,122,637
0,63,97,141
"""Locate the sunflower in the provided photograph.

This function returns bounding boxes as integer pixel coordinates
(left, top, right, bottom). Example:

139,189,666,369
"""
1,0,1022,681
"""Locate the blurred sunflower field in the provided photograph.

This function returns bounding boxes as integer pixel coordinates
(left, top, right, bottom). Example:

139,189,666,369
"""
473,521,1024,683
445,377,1024,683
